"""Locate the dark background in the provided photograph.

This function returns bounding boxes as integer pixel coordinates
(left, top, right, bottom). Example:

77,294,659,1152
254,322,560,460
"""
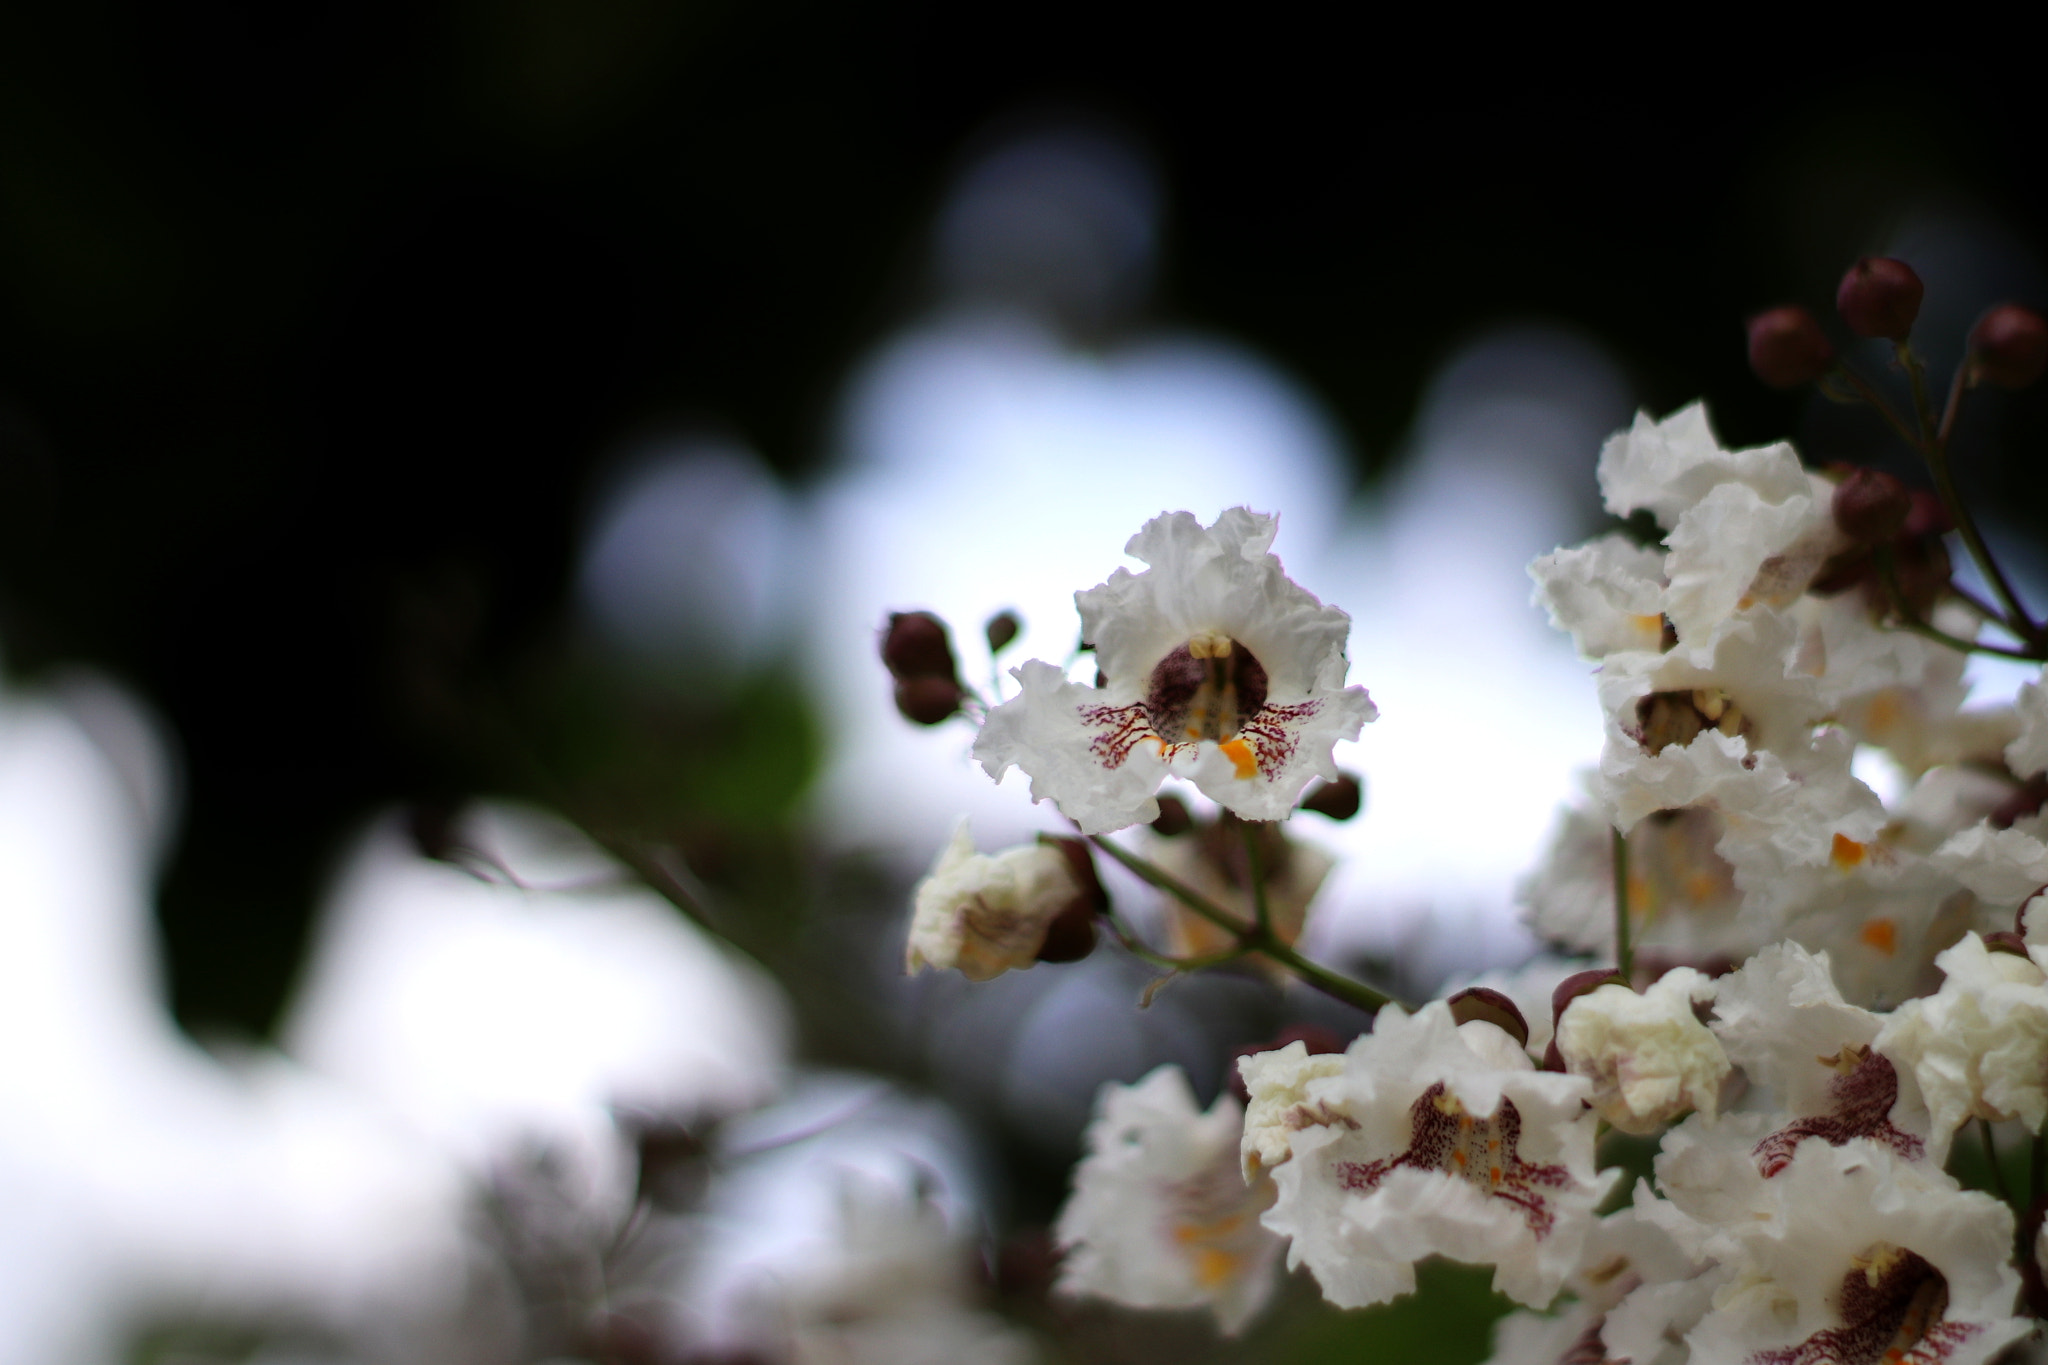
2,13,2042,1038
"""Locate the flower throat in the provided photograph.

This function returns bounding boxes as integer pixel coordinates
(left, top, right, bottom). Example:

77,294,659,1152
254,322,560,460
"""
1146,633,1271,743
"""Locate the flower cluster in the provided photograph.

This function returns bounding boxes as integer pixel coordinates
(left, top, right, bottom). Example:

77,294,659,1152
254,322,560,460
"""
887,259,2048,1364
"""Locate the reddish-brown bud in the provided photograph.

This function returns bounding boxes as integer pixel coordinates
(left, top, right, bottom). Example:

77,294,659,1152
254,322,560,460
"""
1836,257,1924,341
1033,897,1099,963
881,611,958,679
1902,489,1953,540
1984,930,2032,960
1446,986,1529,1049
1150,792,1194,836
1541,967,1628,1071
893,675,962,725
1831,468,1912,545
1970,304,2048,389
1747,306,1835,388
1298,772,1363,821
984,610,1021,654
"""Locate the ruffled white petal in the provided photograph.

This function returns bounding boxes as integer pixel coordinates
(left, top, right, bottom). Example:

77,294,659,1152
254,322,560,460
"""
1055,1065,1282,1334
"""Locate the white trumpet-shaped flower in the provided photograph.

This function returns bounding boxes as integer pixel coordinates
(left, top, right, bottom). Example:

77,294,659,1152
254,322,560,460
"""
1055,1065,1282,1334
1247,1002,1616,1310
975,509,1376,833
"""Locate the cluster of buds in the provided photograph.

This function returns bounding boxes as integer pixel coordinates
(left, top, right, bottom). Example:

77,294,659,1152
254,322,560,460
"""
880,610,965,724
1747,255,2047,393
1808,468,1954,617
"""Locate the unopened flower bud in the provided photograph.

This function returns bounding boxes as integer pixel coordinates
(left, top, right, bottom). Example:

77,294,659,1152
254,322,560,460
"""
1831,467,1912,545
1554,967,1728,1134
1903,489,1953,539
1445,986,1529,1050
1837,257,1924,341
1150,792,1194,836
881,610,958,679
985,610,1021,654
1542,967,1627,1071
1985,930,2032,960
1297,773,1362,821
1747,306,1835,388
1970,304,2048,389
894,675,962,725
1033,834,1108,963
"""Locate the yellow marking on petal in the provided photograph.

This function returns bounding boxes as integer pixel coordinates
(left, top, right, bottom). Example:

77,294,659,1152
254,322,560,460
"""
1631,613,1665,637
1219,737,1257,780
1832,833,1867,868
1490,1166,1502,1183
1452,1150,1467,1168
1867,688,1904,733
1861,918,1898,955
1684,872,1720,903
1193,1247,1238,1288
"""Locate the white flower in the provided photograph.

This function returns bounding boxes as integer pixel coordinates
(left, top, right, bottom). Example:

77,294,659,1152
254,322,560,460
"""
768,1175,1040,1365
1521,794,1756,972
974,509,1376,833
904,819,1082,981
1556,968,1729,1134
1144,820,1332,964
1238,1039,1348,1179
1486,1185,1716,1365
1875,932,2048,1157
1252,1003,1616,1309
2011,668,2048,779
1055,1065,1282,1334
1706,941,1931,1172
1682,1142,2028,1365
1528,533,1668,660
1929,820,2048,905
1592,403,1847,647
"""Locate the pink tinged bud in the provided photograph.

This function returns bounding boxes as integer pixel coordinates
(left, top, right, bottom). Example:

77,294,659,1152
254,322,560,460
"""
1831,467,1913,545
984,609,1021,654
1971,303,2048,389
1445,986,1529,1050
894,675,963,725
1150,792,1194,836
1836,256,1924,341
1297,772,1363,821
1747,305,1835,387
881,610,958,679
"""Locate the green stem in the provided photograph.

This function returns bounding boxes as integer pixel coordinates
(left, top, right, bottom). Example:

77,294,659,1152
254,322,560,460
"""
1087,832,1399,1015
1611,825,1633,983
1982,1119,2015,1206
1874,548,2045,662
1242,819,1274,935
2034,1130,2046,1207
1922,440,2041,644
1898,343,1939,448
1834,363,1926,451
1099,902,1247,973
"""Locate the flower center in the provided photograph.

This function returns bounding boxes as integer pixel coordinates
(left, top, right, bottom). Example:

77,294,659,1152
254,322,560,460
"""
1334,1081,1572,1238
1146,635,1270,744
1754,1243,1965,1365
1634,688,1751,755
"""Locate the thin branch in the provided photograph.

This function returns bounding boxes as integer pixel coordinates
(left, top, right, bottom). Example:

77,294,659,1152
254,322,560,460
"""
1087,832,1399,1015
1833,363,1927,452
1611,825,1634,984
1242,819,1275,936
1874,549,2046,663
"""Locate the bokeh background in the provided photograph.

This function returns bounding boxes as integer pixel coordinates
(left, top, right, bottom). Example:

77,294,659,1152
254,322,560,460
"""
5,13,2048,1361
